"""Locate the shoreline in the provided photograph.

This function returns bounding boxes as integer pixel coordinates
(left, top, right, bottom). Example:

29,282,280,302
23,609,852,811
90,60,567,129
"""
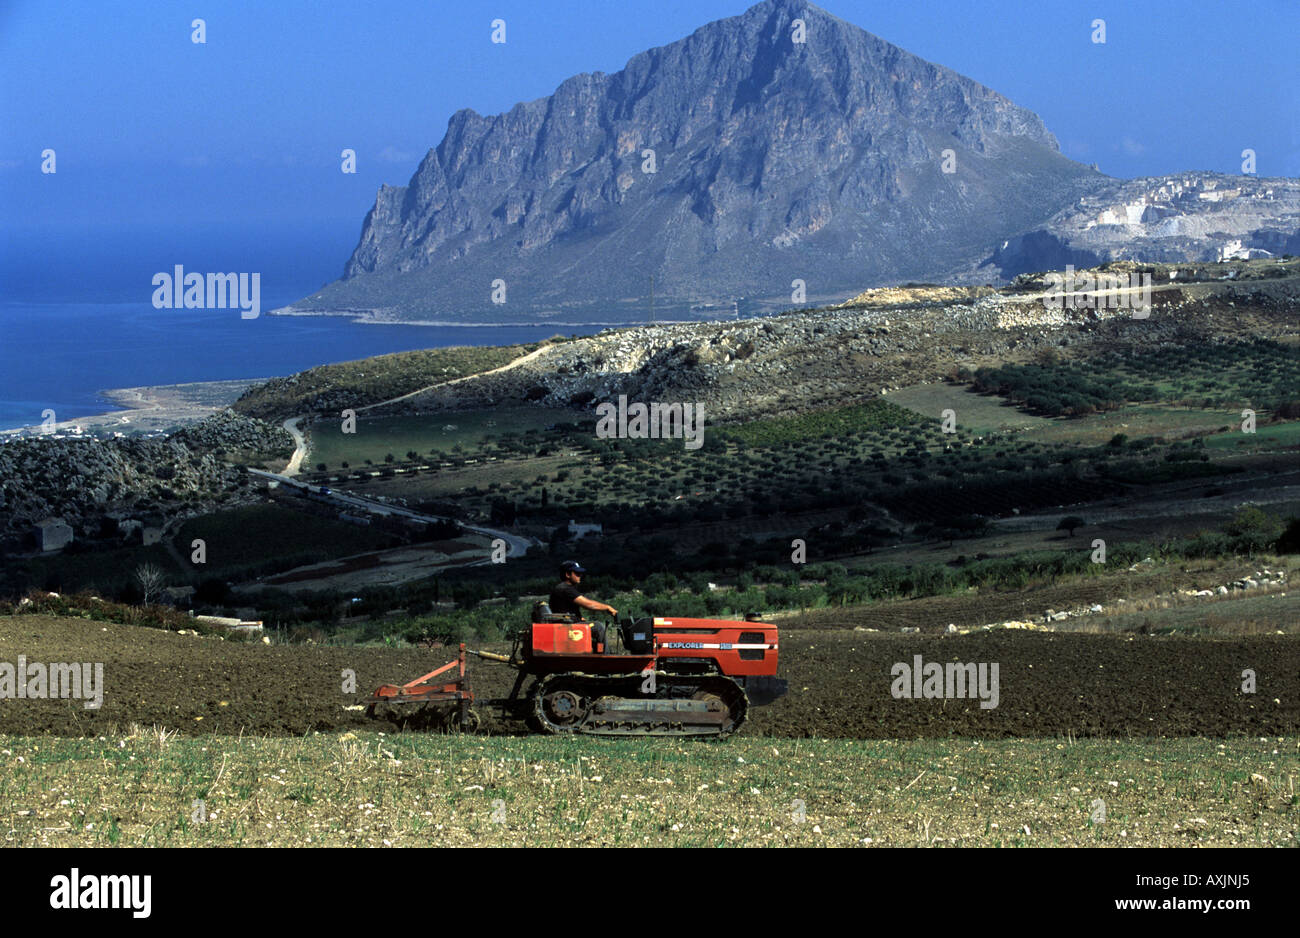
0,305,746,440
267,304,699,329
0,378,270,439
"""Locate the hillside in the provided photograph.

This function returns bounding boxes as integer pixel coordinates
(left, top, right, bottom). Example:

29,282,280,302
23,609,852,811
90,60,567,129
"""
272,257,1300,424
0,411,292,544
231,342,546,420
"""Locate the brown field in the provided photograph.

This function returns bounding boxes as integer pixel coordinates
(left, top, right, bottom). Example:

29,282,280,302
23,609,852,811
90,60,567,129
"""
1,613,1296,741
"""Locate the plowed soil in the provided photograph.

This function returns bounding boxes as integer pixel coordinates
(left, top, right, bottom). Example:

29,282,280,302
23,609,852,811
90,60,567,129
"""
2,615,1297,739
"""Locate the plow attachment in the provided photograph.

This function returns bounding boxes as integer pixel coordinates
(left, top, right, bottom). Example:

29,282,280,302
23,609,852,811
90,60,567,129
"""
365,643,480,732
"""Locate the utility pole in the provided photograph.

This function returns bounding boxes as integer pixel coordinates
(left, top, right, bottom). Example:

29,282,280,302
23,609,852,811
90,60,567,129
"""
649,274,655,326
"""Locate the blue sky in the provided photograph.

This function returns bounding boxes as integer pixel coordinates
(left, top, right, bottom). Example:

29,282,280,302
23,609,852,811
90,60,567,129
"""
2,0,1296,268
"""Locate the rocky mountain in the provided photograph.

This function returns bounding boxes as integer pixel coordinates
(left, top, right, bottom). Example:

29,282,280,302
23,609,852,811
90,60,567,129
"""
287,0,1104,322
982,173,1300,279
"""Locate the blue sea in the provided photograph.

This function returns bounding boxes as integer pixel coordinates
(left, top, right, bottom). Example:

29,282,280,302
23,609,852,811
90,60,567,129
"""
0,302,606,431
0,223,607,431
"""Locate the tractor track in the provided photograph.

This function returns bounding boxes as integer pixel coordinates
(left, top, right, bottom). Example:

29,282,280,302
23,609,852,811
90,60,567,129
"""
527,670,748,738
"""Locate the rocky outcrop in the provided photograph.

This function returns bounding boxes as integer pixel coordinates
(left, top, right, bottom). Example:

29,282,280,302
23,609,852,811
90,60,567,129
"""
0,412,292,539
982,173,1300,278
288,0,1101,321
170,410,295,461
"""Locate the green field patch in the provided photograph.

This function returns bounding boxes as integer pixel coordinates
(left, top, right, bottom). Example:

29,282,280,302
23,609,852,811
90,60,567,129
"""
719,399,926,446
1023,405,1236,446
309,408,585,469
1081,590,1300,636
886,383,1052,433
1204,420,1300,451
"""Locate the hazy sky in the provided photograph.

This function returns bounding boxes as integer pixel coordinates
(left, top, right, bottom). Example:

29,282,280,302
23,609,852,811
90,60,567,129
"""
2,0,1296,244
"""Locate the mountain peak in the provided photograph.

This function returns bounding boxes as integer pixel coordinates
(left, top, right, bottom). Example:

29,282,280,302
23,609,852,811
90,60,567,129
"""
302,3,1099,321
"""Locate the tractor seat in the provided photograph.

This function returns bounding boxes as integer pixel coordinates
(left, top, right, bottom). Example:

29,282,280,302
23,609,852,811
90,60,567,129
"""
531,601,574,624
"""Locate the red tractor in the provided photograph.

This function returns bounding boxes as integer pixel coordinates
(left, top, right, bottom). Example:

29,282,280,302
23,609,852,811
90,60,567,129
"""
366,603,785,738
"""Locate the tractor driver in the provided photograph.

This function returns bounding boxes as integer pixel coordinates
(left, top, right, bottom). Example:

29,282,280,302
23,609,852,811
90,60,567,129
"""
551,561,617,647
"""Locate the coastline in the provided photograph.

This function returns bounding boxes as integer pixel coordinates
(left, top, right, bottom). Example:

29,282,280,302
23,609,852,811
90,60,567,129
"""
0,378,269,440
267,304,691,329
0,307,695,441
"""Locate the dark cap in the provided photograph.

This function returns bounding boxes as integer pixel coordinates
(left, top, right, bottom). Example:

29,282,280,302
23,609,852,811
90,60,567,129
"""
560,560,586,574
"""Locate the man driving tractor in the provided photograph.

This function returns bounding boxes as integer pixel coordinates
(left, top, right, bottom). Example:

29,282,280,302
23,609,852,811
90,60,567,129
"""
550,560,617,618
550,560,617,649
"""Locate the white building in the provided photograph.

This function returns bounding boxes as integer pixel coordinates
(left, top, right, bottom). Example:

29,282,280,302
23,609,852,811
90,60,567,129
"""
35,518,73,552
568,519,603,538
